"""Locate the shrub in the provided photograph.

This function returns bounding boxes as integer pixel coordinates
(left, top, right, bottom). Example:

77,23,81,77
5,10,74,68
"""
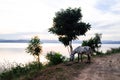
96,51,104,56
46,51,65,65
105,47,120,55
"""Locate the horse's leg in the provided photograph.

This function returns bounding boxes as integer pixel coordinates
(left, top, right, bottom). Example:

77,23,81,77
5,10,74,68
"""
81,54,83,62
87,54,91,63
78,53,80,62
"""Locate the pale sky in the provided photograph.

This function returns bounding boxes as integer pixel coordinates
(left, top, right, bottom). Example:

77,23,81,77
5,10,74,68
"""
0,0,120,40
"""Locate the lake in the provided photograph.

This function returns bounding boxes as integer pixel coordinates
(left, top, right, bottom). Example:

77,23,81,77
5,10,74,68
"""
0,43,120,72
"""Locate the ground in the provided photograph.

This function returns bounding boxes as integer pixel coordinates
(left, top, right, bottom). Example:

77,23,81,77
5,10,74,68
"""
20,53,120,80
74,53,120,80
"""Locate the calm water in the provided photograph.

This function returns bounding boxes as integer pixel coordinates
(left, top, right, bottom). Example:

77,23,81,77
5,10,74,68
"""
0,43,120,70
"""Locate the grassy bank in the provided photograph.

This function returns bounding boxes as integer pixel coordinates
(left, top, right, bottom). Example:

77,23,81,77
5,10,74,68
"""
0,47,120,80
0,62,44,80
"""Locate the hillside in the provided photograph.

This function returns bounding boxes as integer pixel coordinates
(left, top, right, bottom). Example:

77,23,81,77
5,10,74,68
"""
18,53,120,80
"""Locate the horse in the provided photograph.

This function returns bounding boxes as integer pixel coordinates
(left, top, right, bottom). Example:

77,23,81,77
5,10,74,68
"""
70,46,92,63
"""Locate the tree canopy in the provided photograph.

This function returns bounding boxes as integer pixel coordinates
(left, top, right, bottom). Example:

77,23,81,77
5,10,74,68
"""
26,36,42,62
82,33,102,53
49,7,91,54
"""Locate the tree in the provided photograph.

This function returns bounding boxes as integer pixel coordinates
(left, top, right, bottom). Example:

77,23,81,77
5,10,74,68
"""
26,36,42,63
82,33,102,53
94,33,102,52
48,7,91,56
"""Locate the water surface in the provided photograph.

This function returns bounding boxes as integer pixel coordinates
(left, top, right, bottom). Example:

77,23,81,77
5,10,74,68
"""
0,43,119,65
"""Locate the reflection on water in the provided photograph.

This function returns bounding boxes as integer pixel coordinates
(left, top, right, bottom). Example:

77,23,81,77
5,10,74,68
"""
0,43,120,65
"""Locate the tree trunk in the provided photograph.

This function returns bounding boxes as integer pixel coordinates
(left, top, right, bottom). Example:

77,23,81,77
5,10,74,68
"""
37,54,40,63
69,41,73,54
78,53,80,62
69,41,73,61
37,54,41,69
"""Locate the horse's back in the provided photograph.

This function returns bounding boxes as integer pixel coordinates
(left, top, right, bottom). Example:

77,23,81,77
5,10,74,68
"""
84,46,91,50
84,46,92,54
73,46,92,54
76,46,84,53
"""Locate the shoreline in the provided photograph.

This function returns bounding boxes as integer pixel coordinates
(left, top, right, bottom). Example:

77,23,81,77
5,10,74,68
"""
0,67,4,74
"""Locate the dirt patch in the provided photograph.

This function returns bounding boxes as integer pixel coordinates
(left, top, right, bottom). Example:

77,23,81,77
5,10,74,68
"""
74,53,120,80
33,62,87,80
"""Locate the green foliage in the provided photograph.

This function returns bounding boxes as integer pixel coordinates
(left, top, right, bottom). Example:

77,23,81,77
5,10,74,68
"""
82,33,102,53
82,38,95,51
59,36,70,46
95,51,104,56
46,51,65,65
105,47,120,55
94,33,102,50
0,62,43,80
49,7,91,53
26,36,42,62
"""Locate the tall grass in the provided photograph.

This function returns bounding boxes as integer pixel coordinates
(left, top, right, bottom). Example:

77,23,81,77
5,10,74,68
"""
0,51,67,80
0,62,43,80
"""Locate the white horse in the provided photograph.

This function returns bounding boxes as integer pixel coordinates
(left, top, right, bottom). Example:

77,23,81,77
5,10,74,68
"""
70,46,92,63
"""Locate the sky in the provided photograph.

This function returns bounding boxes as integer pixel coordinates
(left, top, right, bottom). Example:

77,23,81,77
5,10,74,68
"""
0,0,120,41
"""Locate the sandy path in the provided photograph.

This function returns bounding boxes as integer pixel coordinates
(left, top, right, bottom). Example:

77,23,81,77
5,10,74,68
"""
74,54,120,80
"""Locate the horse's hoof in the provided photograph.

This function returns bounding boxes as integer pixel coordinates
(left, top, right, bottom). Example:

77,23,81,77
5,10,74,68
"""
86,62,91,64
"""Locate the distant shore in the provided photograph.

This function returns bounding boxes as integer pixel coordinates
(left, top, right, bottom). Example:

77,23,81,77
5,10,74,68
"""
0,39,120,44
0,67,3,73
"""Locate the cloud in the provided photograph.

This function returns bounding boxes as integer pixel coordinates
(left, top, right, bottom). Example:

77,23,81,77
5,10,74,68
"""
0,0,53,34
95,0,116,11
95,0,120,14
0,0,120,40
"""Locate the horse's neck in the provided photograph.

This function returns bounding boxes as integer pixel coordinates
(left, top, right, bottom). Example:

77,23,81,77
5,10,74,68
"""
71,50,76,55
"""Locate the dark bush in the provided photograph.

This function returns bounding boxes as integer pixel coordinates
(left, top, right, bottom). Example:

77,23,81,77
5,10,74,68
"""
46,51,65,65
96,51,104,56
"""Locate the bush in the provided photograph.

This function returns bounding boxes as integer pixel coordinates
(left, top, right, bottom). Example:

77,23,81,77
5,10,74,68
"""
105,47,120,55
46,51,65,65
96,51,104,56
